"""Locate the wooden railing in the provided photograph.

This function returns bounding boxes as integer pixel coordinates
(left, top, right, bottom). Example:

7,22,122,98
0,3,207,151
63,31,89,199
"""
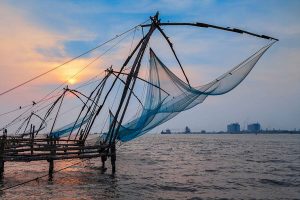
0,135,112,177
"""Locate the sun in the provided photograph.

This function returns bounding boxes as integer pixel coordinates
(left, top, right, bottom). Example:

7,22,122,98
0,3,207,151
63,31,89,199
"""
67,78,77,85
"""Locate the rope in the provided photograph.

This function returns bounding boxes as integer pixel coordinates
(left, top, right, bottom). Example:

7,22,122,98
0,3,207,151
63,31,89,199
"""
0,19,150,97
0,105,32,118
0,30,133,131
128,27,137,56
0,73,103,119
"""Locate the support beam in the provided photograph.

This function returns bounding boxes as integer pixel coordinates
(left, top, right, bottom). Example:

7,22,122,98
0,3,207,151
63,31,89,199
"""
48,136,55,178
0,130,7,179
100,142,107,172
30,125,35,155
49,159,54,176
110,142,116,174
108,12,159,145
141,22,279,41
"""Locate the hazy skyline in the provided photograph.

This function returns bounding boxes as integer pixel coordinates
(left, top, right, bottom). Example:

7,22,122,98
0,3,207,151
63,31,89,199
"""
0,0,299,132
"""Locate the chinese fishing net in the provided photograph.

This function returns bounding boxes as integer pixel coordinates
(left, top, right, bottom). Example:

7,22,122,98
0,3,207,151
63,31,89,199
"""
105,42,274,142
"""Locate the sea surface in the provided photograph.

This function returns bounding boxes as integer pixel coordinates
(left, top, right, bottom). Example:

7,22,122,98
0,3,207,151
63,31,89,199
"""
0,134,299,199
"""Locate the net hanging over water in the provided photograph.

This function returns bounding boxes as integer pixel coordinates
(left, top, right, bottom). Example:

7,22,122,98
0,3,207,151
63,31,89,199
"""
106,42,274,142
50,114,92,138
0,13,278,148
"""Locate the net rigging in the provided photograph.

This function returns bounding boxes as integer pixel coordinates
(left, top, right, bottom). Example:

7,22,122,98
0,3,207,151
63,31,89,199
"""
1,12,278,143
0,12,278,191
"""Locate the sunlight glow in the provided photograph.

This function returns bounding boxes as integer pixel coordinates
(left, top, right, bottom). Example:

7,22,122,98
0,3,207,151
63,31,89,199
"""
67,78,77,85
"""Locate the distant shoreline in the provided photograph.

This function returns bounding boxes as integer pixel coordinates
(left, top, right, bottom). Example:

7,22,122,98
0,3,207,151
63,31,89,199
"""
161,131,300,135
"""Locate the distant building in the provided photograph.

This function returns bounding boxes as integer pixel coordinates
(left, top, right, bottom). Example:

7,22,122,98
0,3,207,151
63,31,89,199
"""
227,123,240,133
247,123,261,133
185,126,191,133
161,129,171,134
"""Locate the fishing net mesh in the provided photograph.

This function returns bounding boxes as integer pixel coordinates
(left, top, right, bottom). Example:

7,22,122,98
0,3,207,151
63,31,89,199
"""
111,42,273,142
50,42,273,142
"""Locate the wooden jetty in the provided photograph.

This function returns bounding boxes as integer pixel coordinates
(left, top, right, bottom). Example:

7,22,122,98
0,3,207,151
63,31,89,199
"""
0,128,116,179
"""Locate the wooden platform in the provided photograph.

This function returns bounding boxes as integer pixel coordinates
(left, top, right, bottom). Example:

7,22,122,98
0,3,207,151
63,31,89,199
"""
0,133,114,178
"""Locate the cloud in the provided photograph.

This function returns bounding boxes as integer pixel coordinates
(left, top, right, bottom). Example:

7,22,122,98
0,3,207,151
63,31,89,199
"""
0,2,106,116
1,0,299,131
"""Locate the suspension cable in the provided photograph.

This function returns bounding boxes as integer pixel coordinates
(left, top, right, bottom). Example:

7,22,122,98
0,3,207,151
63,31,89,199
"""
0,29,134,131
0,19,150,97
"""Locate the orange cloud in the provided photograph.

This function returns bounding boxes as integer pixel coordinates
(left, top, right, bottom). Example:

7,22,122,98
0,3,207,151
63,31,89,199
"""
0,2,105,109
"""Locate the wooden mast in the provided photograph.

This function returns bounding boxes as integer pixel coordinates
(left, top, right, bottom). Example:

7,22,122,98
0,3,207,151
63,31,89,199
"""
106,12,160,173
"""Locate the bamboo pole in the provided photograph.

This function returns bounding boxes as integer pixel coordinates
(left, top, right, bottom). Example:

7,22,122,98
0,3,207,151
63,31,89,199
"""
48,136,54,176
0,130,7,178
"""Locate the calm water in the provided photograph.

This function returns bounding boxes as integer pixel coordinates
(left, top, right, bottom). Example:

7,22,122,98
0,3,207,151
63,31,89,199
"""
0,134,299,199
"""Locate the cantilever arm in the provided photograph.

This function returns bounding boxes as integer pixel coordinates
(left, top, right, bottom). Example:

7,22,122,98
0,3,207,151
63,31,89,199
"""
141,22,278,41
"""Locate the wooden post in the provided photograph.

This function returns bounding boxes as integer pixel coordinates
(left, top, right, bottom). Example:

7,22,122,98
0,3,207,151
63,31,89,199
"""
78,130,84,156
30,125,35,155
48,136,55,177
100,141,107,172
49,160,54,176
0,129,7,179
110,142,116,174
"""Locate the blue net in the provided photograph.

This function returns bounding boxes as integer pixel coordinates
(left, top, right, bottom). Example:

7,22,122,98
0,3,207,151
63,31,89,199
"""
104,42,274,142
50,114,92,138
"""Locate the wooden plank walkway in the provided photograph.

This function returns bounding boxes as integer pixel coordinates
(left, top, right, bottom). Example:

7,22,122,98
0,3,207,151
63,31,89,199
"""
0,132,114,178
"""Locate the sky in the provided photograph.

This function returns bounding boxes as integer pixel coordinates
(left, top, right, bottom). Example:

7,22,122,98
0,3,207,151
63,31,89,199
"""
0,0,299,133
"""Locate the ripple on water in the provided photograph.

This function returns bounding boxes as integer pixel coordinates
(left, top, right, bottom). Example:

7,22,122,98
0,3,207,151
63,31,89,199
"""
158,184,198,192
259,178,300,187
1,134,300,199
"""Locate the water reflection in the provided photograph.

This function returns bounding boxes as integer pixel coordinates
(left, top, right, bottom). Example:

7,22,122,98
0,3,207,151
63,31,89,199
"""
0,134,299,199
